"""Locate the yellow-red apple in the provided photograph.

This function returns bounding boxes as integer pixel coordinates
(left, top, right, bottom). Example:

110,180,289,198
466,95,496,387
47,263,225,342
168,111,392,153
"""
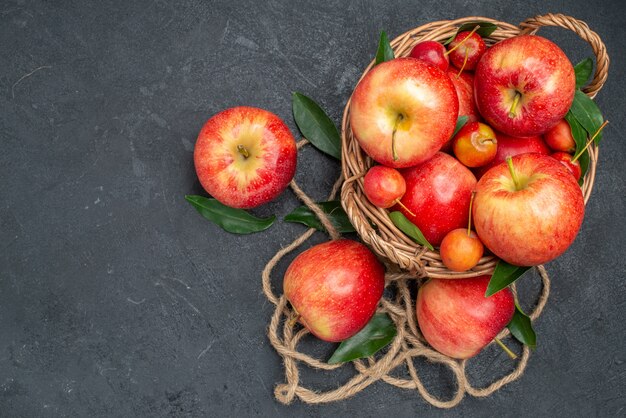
452,122,497,168
447,30,486,71
473,154,585,266
440,229,484,272
283,240,385,342
544,119,576,153
417,276,515,359
194,106,297,209
350,58,459,168
474,35,575,137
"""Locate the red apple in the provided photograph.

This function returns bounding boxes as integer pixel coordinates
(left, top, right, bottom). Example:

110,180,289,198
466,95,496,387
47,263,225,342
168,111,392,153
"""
447,31,486,71
545,119,576,153
283,240,385,342
416,276,515,359
447,70,479,122
363,166,406,208
396,152,477,246
473,153,585,266
440,229,484,272
350,57,459,168
409,41,449,71
552,151,581,180
473,131,550,179
474,35,576,137
452,122,497,167
194,106,297,209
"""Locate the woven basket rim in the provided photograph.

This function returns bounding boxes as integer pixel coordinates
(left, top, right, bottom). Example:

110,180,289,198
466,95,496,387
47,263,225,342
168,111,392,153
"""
340,14,608,278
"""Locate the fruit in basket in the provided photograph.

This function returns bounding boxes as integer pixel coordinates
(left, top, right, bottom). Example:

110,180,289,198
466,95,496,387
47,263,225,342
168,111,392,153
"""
440,229,484,272
473,153,585,266
283,240,385,342
452,122,498,167
363,166,414,215
416,276,515,359
349,57,459,168
473,132,549,179
447,29,487,71
551,151,582,181
396,152,477,246
474,35,576,137
447,70,479,122
409,40,449,71
544,119,576,153
194,106,297,209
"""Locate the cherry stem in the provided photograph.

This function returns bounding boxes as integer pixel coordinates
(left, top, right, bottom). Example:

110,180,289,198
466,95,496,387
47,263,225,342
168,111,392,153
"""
467,191,476,237
391,114,404,161
494,337,518,360
506,156,521,191
571,120,609,163
508,92,522,118
456,48,469,78
237,144,250,158
395,199,416,217
445,25,480,56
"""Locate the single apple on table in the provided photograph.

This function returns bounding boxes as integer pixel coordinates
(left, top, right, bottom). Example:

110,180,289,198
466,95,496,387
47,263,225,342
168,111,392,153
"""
473,153,585,266
283,240,385,342
396,152,477,246
417,276,515,359
474,35,576,137
350,57,459,168
194,106,297,209
473,131,550,179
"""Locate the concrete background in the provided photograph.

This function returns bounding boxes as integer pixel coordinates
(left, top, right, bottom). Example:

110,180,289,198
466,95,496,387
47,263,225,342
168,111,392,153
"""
1,0,624,416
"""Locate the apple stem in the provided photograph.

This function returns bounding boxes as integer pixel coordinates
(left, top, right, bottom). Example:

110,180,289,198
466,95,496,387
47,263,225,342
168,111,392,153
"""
506,156,521,191
391,114,404,161
445,25,480,56
237,144,250,159
508,92,522,118
467,191,475,237
494,337,518,360
571,120,609,163
456,48,469,79
395,199,416,217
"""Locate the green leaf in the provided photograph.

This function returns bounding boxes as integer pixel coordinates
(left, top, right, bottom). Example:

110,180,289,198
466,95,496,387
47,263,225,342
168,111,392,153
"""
328,314,397,364
564,111,590,183
375,30,395,65
284,201,355,234
443,22,498,45
185,195,275,234
574,58,593,89
389,211,434,251
569,90,604,144
507,301,537,349
485,260,530,297
292,92,342,160
451,115,469,139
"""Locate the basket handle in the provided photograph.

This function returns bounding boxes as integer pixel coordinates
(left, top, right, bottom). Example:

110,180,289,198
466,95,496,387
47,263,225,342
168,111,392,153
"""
519,13,609,98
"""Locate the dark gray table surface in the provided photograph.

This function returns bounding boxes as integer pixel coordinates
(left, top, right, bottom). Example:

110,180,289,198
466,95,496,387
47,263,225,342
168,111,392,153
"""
2,0,625,416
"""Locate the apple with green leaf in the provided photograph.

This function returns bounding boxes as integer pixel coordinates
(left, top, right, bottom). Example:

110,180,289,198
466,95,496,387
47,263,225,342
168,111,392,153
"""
417,276,515,359
194,106,297,209
283,240,385,342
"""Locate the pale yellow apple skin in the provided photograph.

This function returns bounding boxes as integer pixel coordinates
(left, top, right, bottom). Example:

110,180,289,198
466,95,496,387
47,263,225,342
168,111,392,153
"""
350,58,459,168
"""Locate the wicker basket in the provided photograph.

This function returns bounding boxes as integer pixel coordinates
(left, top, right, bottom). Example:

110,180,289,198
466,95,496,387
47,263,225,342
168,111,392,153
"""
340,13,609,278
